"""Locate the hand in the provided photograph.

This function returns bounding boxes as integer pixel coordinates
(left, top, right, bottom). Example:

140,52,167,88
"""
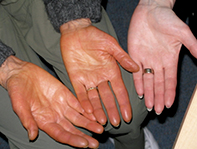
60,19,139,126
128,0,197,114
0,56,103,148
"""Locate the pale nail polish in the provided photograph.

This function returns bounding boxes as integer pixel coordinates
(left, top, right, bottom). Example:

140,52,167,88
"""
156,112,161,115
147,108,153,112
138,95,144,99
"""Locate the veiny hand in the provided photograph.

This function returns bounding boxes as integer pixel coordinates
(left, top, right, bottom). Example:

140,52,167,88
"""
60,19,139,126
128,0,197,114
0,56,103,148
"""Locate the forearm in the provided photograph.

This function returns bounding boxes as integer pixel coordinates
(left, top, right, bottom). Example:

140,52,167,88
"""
43,0,102,32
139,0,176,8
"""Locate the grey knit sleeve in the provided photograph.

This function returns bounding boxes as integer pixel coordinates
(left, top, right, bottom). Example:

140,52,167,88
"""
0,41,15,67
43,0,102,32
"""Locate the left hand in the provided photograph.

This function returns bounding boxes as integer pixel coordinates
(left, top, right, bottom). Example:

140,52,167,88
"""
60,19,139,126
0,56,103,148
128,0,197,114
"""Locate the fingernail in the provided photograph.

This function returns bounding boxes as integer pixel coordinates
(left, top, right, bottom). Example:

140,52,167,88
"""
113,123,120,128
166,105,171,109
27,130,32,140
138,95,144,99
156,112,161,115
147,108,153,112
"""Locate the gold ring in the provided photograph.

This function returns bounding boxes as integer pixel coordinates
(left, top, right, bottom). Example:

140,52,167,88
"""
87,87,97,91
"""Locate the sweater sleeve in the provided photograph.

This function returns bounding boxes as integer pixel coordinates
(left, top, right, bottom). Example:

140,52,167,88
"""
43,0,102,32
0,40,15,67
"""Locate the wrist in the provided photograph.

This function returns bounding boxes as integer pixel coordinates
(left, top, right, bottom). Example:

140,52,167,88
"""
139,0,176,9
0,56,25,89
60,18,92,35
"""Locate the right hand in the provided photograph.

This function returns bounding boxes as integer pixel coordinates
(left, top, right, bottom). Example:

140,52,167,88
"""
0,56,103,148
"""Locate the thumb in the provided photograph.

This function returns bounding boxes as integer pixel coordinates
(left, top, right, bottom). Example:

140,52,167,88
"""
11,97,39,140
180,25,197,58
16,107,39,140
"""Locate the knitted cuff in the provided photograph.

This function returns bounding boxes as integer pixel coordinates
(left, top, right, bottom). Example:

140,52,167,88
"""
0,41,15,67
43,0,102,32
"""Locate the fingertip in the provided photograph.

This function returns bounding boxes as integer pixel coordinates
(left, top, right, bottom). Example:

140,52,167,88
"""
120,106,132,123
125,58,140,72
164,91,176,109
28,128,38,141
133,74,144,96
147,107,153,112
132,63,140,72
88,139,99,149
156,112,162,115
165,101,173,109
96,125,104,134
98,117,107,126
145,100,154,112
138,94,144,99
111,118,121,127
154,106,164,116
88,122,104,134
81,100,94,114
74,137,89,148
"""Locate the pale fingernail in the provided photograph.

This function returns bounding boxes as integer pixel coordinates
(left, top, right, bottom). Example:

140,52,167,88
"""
166,104,172,109
156,112,161,115
147,108,153,112
138,95,144,99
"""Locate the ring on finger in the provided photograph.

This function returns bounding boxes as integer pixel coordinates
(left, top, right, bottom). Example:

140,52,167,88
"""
87,87,97,91
143,68,154,75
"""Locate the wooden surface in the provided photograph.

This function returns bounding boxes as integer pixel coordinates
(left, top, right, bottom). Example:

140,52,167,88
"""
173,85,197,149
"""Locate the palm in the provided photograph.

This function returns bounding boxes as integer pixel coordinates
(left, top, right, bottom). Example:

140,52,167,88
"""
128,4,197,114
6,62,103,148
61,25,139,126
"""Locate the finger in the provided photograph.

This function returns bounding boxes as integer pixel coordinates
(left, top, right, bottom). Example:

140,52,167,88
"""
88,88,107,125
164,63,178,109
98,81,120,127
154,68,165,115
107,37,139,72
64,107,104,134
179,24,197,58
60,88,96,121
110,74,132,123
11,97,38,140
60,87,85,114
58,119,99,148
132,63,144,97
143,70,154,111
72,82,94,114
40,122,90,148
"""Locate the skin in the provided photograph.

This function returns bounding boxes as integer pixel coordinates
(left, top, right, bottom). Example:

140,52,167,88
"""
0,56,103,148
128,0,197,114
1,0,197,147
60,18,139,126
